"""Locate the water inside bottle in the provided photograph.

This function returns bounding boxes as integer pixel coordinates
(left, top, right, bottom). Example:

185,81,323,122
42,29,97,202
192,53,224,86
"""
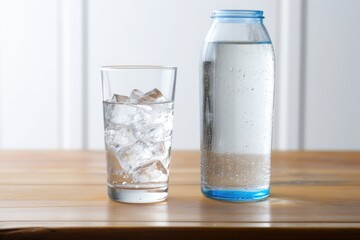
201,42,275,201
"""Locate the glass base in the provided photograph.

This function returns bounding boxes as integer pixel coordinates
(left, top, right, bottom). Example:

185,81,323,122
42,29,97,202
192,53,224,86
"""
202,187,269,202
108,185,168,203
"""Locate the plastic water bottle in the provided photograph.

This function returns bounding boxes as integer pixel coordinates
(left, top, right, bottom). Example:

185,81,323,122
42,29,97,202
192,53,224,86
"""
200,10,275,202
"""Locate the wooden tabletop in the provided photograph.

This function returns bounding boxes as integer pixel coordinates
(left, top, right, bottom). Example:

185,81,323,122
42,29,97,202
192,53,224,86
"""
0,151,359,239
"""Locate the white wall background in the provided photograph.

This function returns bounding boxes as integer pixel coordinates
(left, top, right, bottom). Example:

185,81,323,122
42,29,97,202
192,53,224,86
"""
303,0,360,150
0,0,359,150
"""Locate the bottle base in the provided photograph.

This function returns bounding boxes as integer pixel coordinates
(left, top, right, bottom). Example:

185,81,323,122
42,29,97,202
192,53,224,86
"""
108,185,168,203
202,187,269,202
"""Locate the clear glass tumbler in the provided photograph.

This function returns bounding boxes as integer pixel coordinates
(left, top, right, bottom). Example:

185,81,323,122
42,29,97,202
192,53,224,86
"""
101,65,177,203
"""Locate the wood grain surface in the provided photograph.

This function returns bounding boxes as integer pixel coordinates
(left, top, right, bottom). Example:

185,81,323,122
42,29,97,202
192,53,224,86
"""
0,151,359,239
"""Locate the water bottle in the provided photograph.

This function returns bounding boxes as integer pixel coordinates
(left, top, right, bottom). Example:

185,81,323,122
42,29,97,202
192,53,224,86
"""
200,10,275,201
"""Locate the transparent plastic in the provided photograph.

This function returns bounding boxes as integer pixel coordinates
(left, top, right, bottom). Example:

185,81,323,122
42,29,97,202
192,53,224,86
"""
200,10,275,202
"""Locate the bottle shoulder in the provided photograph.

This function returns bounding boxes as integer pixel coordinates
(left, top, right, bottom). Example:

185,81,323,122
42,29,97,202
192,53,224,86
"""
205,22,272,43
200,41,275,62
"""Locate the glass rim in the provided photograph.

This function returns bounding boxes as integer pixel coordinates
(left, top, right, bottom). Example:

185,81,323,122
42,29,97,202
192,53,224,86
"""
101,65,177,71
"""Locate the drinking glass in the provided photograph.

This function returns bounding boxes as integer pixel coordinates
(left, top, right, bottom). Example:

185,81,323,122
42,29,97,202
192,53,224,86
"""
101,65,177,203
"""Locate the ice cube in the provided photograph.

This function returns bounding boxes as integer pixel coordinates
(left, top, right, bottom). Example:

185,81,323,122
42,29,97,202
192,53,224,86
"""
149,141,169,162
144,123,166,143
104,102,148,125
116,140,152,172
149,104,174,136
131,160,168,183
138,88,167,104
111,94,129,103
128,89,144,103
104,124,136,152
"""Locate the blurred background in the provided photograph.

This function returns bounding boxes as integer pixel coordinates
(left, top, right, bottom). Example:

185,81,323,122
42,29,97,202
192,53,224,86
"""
0,0,359,151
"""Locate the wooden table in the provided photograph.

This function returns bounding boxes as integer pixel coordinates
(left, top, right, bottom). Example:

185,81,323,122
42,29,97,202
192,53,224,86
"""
0,151,359,239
